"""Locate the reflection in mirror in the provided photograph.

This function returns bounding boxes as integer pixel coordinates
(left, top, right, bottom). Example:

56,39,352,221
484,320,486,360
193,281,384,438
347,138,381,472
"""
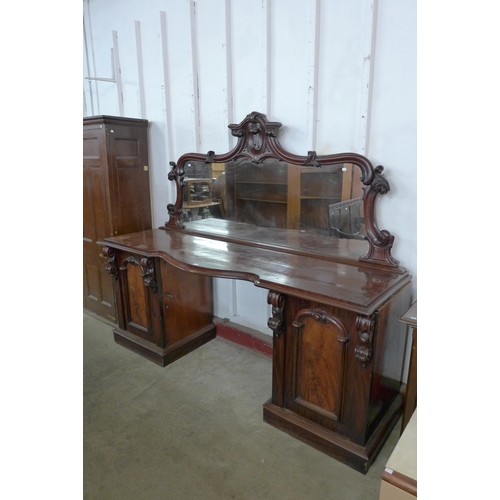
181,159,365,240
181,160,226,222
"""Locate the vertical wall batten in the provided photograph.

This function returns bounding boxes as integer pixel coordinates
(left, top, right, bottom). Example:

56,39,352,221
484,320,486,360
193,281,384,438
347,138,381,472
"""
82,0,416,336
83,2,100,115
135,21,146,119
224,0,234,149
306,0,321,151
160,9,175,187
112,30,124,116
189,0,201,150
83,15,94,116
358,0,377,155
262,0,272,117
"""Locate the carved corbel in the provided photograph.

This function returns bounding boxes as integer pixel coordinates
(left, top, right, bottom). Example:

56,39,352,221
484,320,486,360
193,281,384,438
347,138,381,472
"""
102,246,118,279
267,291,285,337
354,314,377,367
166,161,186,229
139,257,158,292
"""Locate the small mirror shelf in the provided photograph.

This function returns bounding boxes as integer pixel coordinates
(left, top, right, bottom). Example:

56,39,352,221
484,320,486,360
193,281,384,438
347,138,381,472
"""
164,112,403,272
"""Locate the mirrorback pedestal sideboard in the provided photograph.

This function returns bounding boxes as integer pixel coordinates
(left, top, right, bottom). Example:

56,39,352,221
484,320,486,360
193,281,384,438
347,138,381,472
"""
99,112,412,473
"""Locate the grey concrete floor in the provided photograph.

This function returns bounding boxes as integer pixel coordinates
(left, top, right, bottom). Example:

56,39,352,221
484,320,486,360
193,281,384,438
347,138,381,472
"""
84,312,400,500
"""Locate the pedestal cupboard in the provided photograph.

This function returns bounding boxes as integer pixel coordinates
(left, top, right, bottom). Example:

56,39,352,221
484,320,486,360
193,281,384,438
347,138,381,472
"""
83,116,152,322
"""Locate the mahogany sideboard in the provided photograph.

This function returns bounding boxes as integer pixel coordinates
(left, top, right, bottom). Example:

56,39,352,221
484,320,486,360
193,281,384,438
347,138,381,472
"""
99,112,412,474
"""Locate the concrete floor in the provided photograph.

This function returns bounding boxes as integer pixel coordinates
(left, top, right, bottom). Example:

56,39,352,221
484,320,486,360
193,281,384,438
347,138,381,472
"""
84,312,401,500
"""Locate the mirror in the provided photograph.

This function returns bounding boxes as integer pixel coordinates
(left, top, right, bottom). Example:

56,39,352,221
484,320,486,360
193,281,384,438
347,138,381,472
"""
166,112,401,271
181,158,366,241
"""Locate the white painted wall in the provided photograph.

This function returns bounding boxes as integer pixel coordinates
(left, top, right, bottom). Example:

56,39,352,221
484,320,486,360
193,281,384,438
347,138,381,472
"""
83,0,416,338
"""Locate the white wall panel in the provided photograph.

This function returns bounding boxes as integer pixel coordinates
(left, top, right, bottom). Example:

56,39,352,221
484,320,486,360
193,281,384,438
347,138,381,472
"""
230,1,267,121
368,0,417,294
315,0,370,153
83,0,417,338
269,0,310,153
195,0,230,154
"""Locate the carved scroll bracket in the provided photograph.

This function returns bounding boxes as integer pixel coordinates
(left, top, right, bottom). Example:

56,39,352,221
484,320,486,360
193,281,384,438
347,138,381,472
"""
102,246,118,280
163,112,404,271
165,161,186,229
360,165,402,270
354,313,377,367
267,291,285,337
119,255,158,293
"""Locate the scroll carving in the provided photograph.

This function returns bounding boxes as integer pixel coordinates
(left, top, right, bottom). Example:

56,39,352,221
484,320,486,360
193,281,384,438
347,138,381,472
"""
164,111,402,271
119,255,158,292
166,161,185,229
359,166,400,269
354,314,377,367
267,291,285,337
139,257,157,291
292,309,349,344
102,246,118,279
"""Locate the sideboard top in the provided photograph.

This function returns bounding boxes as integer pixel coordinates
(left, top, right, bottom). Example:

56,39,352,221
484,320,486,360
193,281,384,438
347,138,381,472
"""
102,228,410,315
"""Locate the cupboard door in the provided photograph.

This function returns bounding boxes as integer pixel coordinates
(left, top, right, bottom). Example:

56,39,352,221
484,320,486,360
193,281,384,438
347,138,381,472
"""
282,298,375,443
116,253,159,344
106,122,152,237
160,260,213,345
83,126,116,321
284,307,349,430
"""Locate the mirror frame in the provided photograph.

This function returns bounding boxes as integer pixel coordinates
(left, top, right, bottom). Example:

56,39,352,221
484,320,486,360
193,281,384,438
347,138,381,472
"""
165,111,401,271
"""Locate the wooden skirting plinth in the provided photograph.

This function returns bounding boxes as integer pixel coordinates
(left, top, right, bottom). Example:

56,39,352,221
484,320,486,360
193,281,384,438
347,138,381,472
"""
263,395,403,474
113,324,217,367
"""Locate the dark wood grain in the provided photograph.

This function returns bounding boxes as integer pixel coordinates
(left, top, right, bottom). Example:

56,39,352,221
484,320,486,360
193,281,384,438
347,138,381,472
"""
159,259,213,345
103,246,216,367
98,112,412,474
102,228,410,316
83,116,152,322
173,218,372,267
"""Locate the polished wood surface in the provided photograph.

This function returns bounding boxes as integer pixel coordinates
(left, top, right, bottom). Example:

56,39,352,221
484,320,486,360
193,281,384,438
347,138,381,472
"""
102,224,411,473
99,112,412,473
104,246,215,367
83,116,151,322
103,228,410,315
174,218,372,266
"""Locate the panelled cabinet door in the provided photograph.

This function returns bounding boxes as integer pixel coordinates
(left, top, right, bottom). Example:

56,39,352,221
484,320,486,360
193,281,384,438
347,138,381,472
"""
116,252,159,344
83,125,115,321
160,260,213,345
282,298,376,444
105,123,152,237
284,307,349,430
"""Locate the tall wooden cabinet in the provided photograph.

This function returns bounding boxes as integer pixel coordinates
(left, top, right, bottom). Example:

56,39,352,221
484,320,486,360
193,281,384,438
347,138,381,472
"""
83,116,152,322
